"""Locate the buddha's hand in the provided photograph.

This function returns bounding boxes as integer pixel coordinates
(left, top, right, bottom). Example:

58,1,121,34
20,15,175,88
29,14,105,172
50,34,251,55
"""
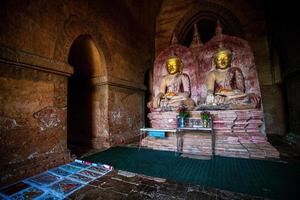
153,93,164,108
147,101,153,109
248,93,261,106
152,97,160,108
216,88,236,96
206,94,215,105
164,92,177,98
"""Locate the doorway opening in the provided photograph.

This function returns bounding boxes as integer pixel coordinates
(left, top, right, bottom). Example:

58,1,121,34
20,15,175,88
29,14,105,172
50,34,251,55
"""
67,35,104,157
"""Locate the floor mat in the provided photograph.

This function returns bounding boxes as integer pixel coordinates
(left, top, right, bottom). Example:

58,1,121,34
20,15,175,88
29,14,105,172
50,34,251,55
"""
0,159,113,199
83,146,300,200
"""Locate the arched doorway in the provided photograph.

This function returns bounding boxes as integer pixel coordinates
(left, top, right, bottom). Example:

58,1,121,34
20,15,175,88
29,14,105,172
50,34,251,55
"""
67,35,104,157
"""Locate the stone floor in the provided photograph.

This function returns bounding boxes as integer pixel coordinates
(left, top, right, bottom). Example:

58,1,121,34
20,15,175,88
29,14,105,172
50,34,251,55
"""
65,134,300,200
68,170,264,200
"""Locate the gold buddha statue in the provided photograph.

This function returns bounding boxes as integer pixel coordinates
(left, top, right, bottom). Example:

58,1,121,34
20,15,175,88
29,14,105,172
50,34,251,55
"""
205,48,260,108
150,56,194,109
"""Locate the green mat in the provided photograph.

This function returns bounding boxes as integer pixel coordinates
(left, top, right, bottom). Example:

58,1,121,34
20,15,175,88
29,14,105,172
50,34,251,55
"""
83,147,300,199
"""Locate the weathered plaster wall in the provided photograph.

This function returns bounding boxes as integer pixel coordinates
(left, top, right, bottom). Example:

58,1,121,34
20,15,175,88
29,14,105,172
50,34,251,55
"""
108,86,145,146
261,85,286,135
0,64,71,185
155,0,286,135
265,1,300,137
0,0,161,185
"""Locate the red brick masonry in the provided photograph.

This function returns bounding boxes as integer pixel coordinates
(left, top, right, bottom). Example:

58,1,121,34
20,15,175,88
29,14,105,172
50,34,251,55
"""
142,109,279,159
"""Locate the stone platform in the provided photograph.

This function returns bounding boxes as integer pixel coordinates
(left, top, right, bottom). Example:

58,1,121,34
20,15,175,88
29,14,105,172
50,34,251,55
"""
142,109,280,159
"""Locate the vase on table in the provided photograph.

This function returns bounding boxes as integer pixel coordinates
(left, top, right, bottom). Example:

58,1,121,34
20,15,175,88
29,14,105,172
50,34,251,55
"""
178,116,185,128
203,119,209,128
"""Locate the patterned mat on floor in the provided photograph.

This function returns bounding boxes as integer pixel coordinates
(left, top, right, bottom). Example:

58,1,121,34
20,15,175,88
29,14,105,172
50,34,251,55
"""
83,146,300,199
0,159,113,200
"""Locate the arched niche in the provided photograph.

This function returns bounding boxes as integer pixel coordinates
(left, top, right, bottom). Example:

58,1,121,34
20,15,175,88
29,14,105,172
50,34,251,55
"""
174,2,244,46
67,35,106,156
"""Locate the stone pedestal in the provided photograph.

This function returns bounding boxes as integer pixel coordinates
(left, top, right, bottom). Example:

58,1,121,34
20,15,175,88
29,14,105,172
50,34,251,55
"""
142,109,280,159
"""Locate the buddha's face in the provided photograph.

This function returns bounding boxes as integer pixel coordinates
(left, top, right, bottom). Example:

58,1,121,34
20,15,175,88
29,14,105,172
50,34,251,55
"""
166,58,181,75
214,51,231,69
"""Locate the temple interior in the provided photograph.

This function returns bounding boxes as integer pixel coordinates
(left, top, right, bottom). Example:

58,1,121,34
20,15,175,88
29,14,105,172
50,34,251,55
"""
0,0,300,199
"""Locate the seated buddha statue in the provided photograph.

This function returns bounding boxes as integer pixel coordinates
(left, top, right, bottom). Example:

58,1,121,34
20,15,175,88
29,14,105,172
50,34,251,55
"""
149,56,194,110
205,48,260,109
